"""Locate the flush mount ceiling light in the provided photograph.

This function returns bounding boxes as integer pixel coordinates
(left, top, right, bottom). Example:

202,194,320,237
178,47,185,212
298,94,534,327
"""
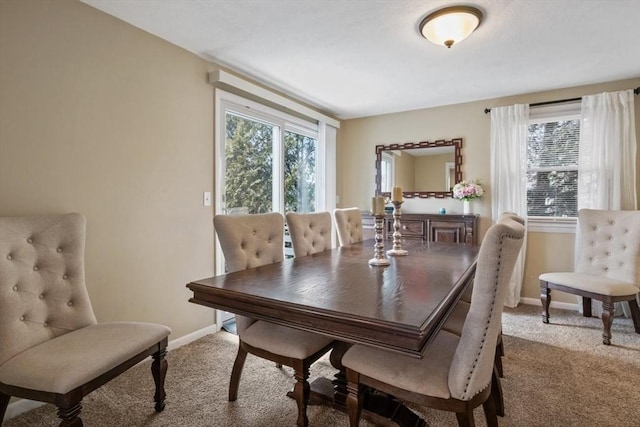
419,5,483,48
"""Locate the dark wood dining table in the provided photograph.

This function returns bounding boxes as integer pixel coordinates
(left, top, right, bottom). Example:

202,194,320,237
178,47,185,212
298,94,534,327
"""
187,239,479,426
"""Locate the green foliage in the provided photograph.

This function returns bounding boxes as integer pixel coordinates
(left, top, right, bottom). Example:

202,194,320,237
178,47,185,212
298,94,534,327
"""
225,114,273,214
225,113,317,214
284,131,316,213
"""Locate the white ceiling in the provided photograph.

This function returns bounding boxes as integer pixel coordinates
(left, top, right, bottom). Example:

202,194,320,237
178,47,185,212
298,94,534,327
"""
81,0,640,120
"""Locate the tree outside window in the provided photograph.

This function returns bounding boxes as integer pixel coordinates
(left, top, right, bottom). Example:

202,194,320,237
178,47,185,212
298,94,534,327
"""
526,119,580,217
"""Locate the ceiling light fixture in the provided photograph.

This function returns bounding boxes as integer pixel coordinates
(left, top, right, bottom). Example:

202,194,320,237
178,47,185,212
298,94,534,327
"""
419,6,483,48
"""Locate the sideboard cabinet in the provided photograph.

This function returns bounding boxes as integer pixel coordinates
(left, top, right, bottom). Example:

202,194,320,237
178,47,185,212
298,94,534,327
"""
362,212,478,245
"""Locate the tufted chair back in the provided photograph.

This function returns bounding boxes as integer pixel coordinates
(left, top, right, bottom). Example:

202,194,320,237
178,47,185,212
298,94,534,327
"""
448,217,524,401
0,213,97,366
214,212,284,273
214,212,284,334
286,212,332,257
574,209,640,285
334,208,363,246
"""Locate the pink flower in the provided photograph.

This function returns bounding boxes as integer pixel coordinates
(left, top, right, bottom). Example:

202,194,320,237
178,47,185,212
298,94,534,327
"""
452,180,484,201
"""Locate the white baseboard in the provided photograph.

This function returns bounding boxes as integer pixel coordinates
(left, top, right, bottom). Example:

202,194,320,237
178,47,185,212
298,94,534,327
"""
520,297,578,311
167,324,218,351
4,323,218,421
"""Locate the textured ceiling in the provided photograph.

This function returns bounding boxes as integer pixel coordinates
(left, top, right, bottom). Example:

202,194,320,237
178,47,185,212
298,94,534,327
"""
81,0,640,119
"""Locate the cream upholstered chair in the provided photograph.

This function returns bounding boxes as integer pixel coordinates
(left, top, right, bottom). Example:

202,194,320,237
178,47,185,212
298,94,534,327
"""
333,208,363,246
442,212,526,417
285,212,333,257
540,209,640,345
445,212,525,350
0,213,171,426
343,217,525,427
213,213,334,427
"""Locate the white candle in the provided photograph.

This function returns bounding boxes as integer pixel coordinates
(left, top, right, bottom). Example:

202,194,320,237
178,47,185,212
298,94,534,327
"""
371,196,385,215
392,186,403,202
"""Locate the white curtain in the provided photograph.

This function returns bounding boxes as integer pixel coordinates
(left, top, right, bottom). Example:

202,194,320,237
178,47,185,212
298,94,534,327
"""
578,89,637,210
490,104,530,308
578,89,638,317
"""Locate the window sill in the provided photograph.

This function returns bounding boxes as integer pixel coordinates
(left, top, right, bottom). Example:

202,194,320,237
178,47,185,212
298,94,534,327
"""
527,216,577,234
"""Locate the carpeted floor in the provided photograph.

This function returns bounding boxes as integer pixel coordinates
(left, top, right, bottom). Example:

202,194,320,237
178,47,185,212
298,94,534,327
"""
4,304,639,426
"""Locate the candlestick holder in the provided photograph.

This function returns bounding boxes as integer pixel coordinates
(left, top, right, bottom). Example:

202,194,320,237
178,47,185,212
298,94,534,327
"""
368,213,390,266
387,201,408,256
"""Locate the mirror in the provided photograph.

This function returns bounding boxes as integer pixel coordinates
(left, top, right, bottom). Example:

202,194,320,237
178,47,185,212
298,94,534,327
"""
375,138,462,199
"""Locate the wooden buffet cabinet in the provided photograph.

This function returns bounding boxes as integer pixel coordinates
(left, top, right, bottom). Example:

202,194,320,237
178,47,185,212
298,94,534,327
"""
362,212,478,244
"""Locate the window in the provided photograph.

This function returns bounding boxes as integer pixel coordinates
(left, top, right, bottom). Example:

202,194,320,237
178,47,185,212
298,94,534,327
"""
284,128,317,213
380,152,393,193
526,103,581,222
219,92,320,216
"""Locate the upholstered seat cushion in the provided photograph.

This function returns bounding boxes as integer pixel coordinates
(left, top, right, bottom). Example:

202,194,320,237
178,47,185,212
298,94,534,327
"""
342,330,460,398
0,322,171,394
539,272,639,296
442,301,470,336
241,321,333,359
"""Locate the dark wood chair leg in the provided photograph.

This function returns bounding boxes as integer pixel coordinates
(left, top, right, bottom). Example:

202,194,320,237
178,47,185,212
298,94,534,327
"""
229,344,248,401
152,345,168,412
57,401,83,427
0,391,10,421
455,408,476,427
483,390,499,427
628,297,640,334
583,297,592,317
292,364,311,427
491,365,504,417
601,300,615,345
494,343,504,379
346,369,363,427
276,363,283,368
540,282,551,323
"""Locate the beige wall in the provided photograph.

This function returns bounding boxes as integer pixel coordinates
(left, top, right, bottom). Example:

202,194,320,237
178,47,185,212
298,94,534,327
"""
414,152,454,192
337,78,640,303
393,151,415,190
0,0,216,338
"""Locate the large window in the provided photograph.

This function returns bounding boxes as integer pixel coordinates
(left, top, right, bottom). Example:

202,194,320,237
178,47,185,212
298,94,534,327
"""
526,104,580,219
219,93,320,216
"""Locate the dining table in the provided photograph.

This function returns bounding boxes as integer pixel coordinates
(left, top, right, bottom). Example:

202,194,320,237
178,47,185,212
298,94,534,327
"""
187,238,480,426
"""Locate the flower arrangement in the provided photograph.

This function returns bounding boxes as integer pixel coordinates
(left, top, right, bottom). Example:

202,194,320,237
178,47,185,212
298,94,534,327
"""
452,180,484,201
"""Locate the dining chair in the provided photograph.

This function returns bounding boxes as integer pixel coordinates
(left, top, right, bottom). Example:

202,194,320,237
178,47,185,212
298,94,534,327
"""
342,216,525,427
539,209,640,345
0,213,171,426
447,211,524,349
333,208,363,246
442,212,526,417
285,212,333,257
213,212,334,427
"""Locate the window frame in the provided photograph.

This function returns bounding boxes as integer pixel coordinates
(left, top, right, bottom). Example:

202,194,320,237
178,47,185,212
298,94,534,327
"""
526,102,581,234
216,90,321,216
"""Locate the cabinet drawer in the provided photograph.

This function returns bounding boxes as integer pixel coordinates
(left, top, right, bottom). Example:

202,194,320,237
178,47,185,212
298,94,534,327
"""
430,220,465,243
396,220,425,237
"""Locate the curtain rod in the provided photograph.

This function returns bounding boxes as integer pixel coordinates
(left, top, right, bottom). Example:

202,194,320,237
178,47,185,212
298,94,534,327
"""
483,86,640,114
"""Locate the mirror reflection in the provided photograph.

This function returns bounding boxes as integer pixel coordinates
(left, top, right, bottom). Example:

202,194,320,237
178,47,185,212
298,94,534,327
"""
376,138,462,198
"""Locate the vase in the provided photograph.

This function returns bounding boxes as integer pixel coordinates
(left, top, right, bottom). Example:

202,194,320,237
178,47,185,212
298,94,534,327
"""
463,200,472,214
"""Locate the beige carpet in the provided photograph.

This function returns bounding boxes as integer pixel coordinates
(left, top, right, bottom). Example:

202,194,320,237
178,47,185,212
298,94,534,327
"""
4,304,640,426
